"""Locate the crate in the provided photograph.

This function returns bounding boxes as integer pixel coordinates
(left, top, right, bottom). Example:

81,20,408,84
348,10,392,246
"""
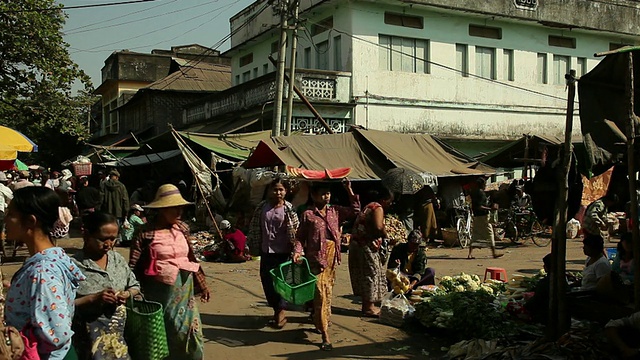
269,257,317,305
72,162,92,176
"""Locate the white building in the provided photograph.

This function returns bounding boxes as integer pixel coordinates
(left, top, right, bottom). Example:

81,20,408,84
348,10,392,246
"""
185,0,640,140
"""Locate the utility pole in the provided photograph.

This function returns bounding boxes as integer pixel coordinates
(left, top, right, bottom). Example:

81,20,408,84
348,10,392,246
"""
284,0,300,136
272,0,289,137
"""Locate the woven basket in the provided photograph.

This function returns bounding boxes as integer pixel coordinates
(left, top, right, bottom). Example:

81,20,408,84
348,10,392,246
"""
125,298,169,360
441,228,459,247
72,162,92,176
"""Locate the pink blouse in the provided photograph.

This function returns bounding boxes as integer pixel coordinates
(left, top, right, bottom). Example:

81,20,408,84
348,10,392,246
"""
149,225,200,285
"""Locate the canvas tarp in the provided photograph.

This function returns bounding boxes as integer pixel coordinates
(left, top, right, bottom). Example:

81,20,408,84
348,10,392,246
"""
100,150,181,167
353,129,492,176
244,132,385,179
177,130,271,161
243,130,494,179
578,46,640,172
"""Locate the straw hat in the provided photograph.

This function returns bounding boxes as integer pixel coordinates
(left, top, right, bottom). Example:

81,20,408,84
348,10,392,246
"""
145,184,192,209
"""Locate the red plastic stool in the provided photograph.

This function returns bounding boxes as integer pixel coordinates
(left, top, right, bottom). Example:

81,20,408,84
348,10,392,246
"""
484,267,508,282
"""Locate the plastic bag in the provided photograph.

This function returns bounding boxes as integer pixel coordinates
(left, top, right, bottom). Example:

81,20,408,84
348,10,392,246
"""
380,291,415,327
566,218,581,239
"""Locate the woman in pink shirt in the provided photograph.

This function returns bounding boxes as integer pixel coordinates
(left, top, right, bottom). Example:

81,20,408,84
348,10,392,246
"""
129,184,210,360
293,179,360,351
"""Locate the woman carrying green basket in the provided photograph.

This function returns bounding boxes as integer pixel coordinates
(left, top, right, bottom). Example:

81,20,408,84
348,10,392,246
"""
129,184,211,360
293,179,360,351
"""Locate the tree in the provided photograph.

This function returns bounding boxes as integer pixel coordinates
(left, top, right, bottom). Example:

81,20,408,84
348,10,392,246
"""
0,0,95,166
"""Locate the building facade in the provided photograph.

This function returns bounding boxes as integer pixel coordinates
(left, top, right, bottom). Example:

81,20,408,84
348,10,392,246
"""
221,0,640,139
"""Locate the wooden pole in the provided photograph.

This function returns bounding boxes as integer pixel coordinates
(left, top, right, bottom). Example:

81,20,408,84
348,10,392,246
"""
549,69,576,339
623,52,640,311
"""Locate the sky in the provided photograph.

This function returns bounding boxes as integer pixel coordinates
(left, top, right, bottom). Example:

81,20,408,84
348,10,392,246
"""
60,0,256,89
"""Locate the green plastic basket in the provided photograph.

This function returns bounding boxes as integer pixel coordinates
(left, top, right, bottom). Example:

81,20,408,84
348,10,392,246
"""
125,298,169,360
269,257,317,305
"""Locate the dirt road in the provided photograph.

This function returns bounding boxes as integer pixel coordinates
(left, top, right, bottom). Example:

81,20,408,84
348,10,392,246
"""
1,237,592,359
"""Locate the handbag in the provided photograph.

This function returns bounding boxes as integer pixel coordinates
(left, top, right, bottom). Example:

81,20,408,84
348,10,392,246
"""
0,323,25,360
124,298,169,360
144,247,159,277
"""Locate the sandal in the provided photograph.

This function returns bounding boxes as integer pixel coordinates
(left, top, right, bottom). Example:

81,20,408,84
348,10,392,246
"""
467,256,475,260
267,318,287,329
321,342,333,351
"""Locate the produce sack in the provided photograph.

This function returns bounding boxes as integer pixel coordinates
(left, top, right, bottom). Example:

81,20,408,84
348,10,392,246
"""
380,291,415,327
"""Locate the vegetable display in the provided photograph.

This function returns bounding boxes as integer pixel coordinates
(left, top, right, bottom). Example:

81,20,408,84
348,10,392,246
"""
386,269,411,295
384,215,407,246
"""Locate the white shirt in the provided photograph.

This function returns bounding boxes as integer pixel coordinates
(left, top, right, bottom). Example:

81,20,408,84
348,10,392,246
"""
581,256,611,291
0,183,13,212
606,311,640,329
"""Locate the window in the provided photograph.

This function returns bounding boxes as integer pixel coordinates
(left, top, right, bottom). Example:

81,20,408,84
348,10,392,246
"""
379,35,429,73
548,35,576,49
105,100,118,134
384,12,423,29
475,46,496,79
503,49,514,81
253,67,258,78
239,53,253,67
455,44,468,77
537,53,548,84
576,57,587,77
553,55,570,85
304,47,311,68
311,16,333,36
263,64,269,75
333,36,342,71
235,75,240,85
271,41,279,54
469,25,502,40
316,41,329,70
242,71,250,83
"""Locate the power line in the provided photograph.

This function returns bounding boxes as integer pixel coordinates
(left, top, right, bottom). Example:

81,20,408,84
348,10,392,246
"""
70,1,239,53
153,1,272,91
306,19,572,103
1,0,159,13
64,0,177,33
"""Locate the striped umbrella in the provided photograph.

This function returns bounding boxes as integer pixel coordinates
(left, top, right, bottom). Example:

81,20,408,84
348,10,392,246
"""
0,125,38,160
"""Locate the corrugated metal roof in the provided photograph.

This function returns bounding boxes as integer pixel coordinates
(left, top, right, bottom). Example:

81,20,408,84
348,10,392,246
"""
144,62,231,92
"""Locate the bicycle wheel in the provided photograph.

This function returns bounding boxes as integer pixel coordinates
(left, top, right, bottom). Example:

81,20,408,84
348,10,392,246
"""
505,221,519,244
531,220,550,247
456,217,470,249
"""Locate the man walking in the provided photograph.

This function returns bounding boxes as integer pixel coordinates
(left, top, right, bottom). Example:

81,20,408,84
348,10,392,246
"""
101,170,129,241
468,177,503,259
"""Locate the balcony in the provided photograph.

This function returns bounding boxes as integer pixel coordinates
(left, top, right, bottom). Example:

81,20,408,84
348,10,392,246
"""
183,69,352,125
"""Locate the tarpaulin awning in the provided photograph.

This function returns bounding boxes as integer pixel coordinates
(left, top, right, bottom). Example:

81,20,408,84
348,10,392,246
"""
177,130,270,160
579,46,640,172
353,129,492,177
100,150,181,167
243,130,494,179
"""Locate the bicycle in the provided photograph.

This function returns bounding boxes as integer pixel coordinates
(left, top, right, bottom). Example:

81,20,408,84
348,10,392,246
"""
493,208,518,243
452,205,472,249
513,207,549,247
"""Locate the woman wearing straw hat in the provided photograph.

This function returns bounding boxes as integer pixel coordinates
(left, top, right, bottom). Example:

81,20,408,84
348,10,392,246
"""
129,184,210,360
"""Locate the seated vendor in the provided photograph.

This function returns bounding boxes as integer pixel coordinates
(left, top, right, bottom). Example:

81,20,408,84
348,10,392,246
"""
387,230,435,289
605,312,640,359
572,234,611,291
220,220,249,263
613,233,635,284
524,253,551,324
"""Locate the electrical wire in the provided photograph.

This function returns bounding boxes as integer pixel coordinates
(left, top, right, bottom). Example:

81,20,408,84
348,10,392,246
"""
0,0,159,13
305,18,572,103
152,0,272,91
64,0,178,34
70,1,240,53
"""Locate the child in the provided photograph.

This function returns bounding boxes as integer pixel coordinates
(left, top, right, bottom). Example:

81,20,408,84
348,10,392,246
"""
121,204,146,245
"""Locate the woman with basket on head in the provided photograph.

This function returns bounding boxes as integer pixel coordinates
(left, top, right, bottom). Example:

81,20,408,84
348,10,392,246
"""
4,186,86,360
71,212,141,360
129,184,210,360
247,177,299,329
348,187,394,317
293,180,360,351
